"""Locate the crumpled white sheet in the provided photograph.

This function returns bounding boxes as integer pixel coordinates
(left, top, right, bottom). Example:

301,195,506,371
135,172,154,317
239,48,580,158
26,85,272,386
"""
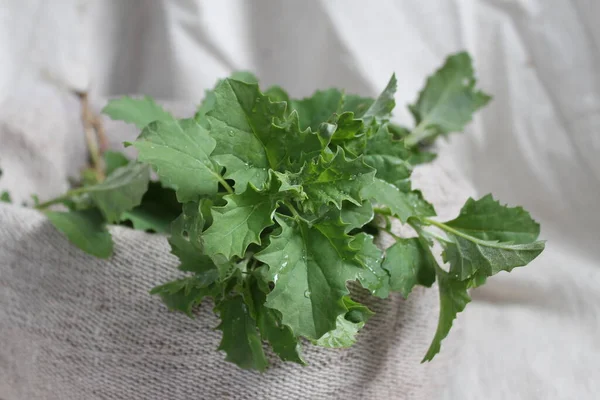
1,1,599,399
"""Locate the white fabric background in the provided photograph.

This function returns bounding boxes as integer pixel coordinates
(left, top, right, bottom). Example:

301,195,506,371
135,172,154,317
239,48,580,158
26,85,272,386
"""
0,0,598,399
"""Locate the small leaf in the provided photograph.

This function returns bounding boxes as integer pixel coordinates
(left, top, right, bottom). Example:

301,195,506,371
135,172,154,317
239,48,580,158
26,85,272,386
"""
362,178,435,223
132,119,221,202
203,185,278,262
169,201,219,278
444,194,541,244
45,209,113,258
350,232,390,298
102,96,174,129
299,148,375,212
408,52,491,145
382,237,435,298
422,271,471,362
314,296,373,348
342,95,374,118
363,74,397,119
150,276,217,317
86,162,150,223
216,296,268,371
443,234,545,280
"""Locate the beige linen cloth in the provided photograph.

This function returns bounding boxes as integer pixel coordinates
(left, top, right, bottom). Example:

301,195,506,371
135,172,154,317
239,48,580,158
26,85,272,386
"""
0,81,475,400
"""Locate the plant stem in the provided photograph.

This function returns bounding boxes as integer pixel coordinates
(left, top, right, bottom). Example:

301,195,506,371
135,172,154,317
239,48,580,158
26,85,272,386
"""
403,121,435,148
218,177,234,194
34,187,88,210
77,91,106,181
283,200,301,220
379,226,401,241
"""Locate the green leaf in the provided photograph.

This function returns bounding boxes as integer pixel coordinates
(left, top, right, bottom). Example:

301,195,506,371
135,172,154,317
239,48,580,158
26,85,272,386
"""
442,233,545,280
251,281,305,364
203,185,278,262
150,276,217,317
207,79,321,191
103,151,130,176
121,182,181,233
444,194,541,244
1,190,11,203
362,178,435,223
132,119,222,202
86,162,150,223
364,125,413,191
382,237,435,298
255,215,359,339
45,209,113,258
422,270,471,362
350,233,389,298
290,89,344,131
264,85,290,103
330,112,364,143
314,297,372,348
363,74,397,119
102,96,174,129
168,202,219,279
340,201,374,232
342,95,374,118
216,295,268,371
229,71,259,84
407,52,491,146
298,148,375,212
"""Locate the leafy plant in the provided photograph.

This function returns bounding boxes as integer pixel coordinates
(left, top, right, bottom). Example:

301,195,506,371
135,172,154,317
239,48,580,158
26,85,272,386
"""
20,52,543,370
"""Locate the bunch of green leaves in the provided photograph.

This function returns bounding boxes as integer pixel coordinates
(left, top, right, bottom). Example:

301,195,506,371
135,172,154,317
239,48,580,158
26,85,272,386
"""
29,52,544,370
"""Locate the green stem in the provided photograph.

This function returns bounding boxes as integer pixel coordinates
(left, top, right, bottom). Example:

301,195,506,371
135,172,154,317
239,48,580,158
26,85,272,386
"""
379,226,401,241
283,200,301,220
403,121,435,148
34,187,89,210
218,177,234,194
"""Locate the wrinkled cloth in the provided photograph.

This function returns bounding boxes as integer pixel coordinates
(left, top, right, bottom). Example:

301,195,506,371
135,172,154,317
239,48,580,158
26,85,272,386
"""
0,83,475,400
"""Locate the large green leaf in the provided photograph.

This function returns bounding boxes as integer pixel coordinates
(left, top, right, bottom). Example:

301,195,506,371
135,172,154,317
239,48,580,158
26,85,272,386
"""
45,209,113,258
216,295,268,371
132,119,222,202
202,185,278,262
362,178,435,223
406,52,491,146
382,237,435,298
102,96,174,129
255,215,360,339
85,162,150,223
207,79,321,192
444,194,541,244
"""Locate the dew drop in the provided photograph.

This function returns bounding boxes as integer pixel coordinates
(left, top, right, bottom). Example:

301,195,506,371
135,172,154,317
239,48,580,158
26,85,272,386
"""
273,274,279,284
304,290,311,298
228,130,235,137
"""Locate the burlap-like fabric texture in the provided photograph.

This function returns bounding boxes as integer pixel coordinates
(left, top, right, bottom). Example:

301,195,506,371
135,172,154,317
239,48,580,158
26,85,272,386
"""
0,83,475,400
